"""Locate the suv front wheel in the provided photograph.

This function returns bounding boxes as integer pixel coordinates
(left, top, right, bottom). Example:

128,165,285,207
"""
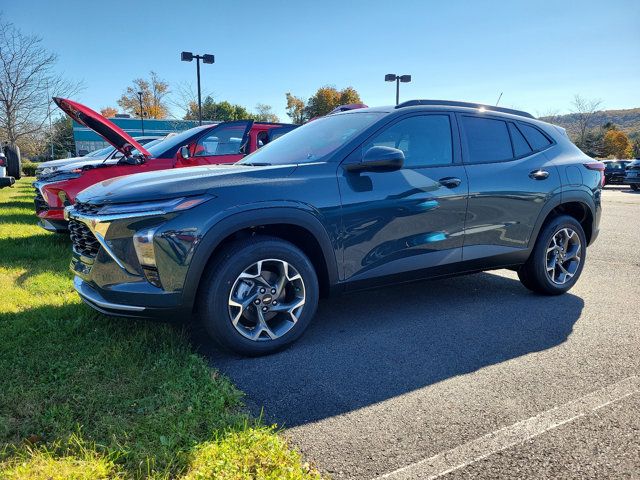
518,215,587,295
198,235,319,356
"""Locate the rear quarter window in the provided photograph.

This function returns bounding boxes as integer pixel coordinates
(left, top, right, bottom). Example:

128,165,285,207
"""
518,123,552,151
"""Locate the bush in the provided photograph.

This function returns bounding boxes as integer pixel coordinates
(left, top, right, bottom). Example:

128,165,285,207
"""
21,161,38,177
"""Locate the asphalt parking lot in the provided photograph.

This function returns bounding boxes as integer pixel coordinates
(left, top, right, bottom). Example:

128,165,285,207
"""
206,186,640,479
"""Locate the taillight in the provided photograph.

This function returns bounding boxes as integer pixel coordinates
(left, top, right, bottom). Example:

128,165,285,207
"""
584,161,605,186
0,157,5,167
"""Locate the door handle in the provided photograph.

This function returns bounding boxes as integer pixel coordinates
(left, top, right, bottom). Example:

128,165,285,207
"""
439,177,462,188
529,169,550,180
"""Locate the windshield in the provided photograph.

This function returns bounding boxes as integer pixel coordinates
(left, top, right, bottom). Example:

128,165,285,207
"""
146,125,212,158
238,112,384,165
85,145,115,158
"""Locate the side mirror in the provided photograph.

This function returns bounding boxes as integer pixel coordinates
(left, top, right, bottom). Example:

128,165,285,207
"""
179,145,191,160
344,146,404,173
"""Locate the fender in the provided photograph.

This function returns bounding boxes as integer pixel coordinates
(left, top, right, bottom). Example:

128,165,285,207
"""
180,205,339,310
528,188,598,250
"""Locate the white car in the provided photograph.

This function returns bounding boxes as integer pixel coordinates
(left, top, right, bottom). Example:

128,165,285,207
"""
35,136,161,180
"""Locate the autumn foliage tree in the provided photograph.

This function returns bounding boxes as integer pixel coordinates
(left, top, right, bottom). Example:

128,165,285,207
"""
603,128,632,158
285,93,306,124
117,72,170,119
100,107,118,118
305,86,362,118
285,86,363,123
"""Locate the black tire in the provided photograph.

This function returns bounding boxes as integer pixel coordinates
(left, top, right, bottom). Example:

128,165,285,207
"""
631,184,640,191
4,145,21,180
518,215,587,295
198,235,319,356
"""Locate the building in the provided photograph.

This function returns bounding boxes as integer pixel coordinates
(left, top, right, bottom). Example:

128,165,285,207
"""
72,117,209,155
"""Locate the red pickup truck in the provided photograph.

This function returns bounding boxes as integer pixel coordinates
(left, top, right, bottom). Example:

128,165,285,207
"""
34,98,296,232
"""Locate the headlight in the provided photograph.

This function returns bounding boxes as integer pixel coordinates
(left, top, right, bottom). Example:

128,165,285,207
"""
97,196,212,216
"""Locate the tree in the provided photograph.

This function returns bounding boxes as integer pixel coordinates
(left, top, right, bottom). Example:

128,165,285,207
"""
49,116,74,158
117,72,169,119
183,96,251,122
253,103,280,123
285,93,306,124
305,86,363,119
571,94,602,147
631,137,640,159
0,16,80,148
578,129,606,158
100,107,118,118
603,129,631,158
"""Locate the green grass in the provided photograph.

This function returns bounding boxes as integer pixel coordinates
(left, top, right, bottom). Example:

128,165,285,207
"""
0,179,320,479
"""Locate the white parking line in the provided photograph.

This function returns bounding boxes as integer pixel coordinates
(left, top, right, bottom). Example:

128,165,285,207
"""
374,375,640,480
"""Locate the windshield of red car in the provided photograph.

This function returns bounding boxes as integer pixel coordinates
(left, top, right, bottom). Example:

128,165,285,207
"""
238,112,384,165
145,125,212,158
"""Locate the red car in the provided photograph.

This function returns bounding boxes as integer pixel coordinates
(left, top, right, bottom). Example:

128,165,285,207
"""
34,98,296,232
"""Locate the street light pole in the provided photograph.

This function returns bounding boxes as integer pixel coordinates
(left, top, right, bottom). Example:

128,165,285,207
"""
181,52,215,125
137,91,145,135
196,58,202,125
385,73,412,105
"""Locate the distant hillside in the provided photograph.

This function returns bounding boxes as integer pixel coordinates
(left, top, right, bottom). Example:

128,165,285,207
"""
540,108,640,138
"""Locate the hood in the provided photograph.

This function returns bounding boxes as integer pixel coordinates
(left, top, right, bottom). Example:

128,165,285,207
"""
37,155,88,171
76,164,298,205
53,97,151,157
37,153,111,171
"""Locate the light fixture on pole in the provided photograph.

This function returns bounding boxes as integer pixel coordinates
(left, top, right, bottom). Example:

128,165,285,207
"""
136,91,145,135
181,51,215,125
385,74,412,105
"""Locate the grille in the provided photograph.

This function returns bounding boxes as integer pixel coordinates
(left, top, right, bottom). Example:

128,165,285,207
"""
34,187,48,213
69,219,100,258
74,202,101,215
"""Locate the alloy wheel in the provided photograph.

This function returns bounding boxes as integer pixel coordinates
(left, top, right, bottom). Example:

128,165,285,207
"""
228,258,306,341
545,227,582,285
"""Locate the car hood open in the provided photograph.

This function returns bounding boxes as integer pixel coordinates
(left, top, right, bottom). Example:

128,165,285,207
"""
76,163,298,205
53,98,151,157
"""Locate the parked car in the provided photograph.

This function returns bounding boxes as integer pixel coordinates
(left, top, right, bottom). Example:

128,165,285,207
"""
35,136,162,180
34,97,297,232
65,100,602,356
0,151,15,188
624,159,640,191
602,160,631,187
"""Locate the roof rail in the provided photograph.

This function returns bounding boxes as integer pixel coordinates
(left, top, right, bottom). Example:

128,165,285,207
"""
395,100,534,119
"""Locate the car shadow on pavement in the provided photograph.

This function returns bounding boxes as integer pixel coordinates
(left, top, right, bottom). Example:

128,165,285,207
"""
195,271,583,428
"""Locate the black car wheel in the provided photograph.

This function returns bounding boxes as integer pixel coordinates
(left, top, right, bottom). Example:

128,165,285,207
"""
631,184,640,191
4,145,21,180
198,235,319,356
518,215,586,295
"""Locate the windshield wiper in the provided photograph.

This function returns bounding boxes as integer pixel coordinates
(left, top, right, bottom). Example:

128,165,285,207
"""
241,162,271,166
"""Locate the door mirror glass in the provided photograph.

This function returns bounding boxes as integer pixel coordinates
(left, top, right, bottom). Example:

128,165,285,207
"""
345,146,404,173
179,145,190,160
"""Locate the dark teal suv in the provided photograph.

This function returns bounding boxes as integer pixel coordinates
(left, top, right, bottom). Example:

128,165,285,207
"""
65,100,603,355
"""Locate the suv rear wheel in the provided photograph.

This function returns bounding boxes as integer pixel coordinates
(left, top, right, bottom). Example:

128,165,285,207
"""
198,235,319,356
518,215,586,295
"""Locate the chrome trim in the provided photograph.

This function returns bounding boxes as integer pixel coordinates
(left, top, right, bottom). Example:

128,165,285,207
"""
67,209,166,223
74,277,145,312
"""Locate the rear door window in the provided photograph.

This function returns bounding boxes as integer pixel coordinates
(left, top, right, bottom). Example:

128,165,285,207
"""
518,123,552,151
461,116,513,163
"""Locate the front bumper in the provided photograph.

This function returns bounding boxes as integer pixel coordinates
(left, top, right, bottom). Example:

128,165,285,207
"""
74,276,147,317
624,176,640,185
66,206,201,320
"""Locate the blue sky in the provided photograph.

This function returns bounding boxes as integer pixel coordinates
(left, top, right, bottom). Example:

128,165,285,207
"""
3,0,639,120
